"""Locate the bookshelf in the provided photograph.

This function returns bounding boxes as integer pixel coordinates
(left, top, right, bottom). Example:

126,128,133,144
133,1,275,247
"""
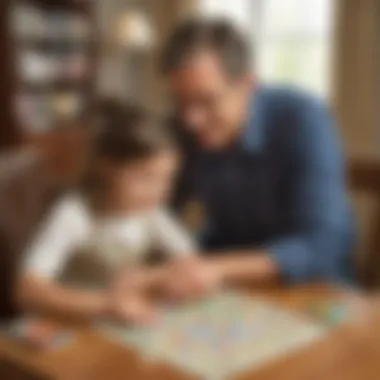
26,0,89,11
8,0,97,184
12,0,96,133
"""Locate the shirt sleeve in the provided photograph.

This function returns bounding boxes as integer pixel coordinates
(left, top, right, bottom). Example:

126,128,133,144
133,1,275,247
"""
22,195,89,279
266,96,354,283
150,208,197,258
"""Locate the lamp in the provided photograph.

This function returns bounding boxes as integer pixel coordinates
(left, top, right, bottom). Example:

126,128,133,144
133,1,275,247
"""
115,10,154,51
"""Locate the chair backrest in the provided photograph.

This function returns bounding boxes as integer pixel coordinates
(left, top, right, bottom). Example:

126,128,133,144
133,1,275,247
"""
0,149,52,319
349,159,380,289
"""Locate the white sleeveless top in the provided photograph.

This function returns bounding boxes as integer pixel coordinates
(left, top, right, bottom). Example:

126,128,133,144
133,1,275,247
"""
22,194,195,287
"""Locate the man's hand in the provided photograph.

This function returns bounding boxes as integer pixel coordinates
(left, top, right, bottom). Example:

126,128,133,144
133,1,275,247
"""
161,253,280,302
162,256,223,302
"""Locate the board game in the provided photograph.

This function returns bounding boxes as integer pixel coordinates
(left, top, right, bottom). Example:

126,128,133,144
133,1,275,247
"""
98,292,327,379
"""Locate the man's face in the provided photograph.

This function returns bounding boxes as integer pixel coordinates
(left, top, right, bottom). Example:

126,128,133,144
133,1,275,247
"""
169,50,252,150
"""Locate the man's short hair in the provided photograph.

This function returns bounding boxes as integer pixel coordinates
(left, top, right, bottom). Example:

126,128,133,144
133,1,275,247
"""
160,18,252,78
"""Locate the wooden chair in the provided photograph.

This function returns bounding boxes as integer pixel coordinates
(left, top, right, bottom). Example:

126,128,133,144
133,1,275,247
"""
0,149,53,320
349,159,380,289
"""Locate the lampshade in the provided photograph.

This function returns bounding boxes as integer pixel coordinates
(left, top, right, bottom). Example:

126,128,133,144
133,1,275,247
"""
116,10,154,50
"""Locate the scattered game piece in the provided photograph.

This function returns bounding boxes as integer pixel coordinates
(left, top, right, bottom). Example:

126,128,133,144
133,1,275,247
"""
307,300,350,326
8,318,75,350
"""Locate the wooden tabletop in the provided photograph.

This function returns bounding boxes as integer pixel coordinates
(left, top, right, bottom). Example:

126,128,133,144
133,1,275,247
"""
1,284,380,380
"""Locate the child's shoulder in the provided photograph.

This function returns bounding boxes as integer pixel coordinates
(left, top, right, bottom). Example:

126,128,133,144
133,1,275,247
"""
149,207,174,221
148,207,186,229
50,192,92,228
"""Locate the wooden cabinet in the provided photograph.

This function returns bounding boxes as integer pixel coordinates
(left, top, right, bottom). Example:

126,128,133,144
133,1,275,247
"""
0,0,20,148
22,128,90,187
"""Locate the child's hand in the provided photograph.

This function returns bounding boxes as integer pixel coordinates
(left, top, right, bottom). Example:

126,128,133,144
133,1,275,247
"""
162,257,223,302
106,291,156,325
107,268,158,325
111,268,152,295
12,319,70,349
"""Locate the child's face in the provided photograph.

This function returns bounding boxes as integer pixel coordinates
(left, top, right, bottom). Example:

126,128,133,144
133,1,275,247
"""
104,152,179,213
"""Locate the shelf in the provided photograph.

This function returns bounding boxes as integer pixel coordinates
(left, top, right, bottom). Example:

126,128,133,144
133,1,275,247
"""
19,38,92,52
21,79,89,93
22,0,90,12
8,0,96,149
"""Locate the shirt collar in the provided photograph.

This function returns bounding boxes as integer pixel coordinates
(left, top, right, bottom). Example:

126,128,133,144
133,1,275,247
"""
240,85,265,153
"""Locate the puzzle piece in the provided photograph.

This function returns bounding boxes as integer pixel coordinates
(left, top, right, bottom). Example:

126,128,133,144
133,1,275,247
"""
99,292,327,379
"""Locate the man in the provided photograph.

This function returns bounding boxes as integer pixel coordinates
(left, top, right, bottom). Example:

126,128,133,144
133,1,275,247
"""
160,18,355,293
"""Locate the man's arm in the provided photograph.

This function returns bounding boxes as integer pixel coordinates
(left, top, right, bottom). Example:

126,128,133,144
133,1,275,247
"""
206,252,280,286
209,96,353,285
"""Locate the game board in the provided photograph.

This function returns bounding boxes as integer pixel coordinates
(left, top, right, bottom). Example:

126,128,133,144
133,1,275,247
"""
98,292,327,379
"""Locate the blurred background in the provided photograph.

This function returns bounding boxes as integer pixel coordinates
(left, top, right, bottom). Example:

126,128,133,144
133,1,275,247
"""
0,0,379,317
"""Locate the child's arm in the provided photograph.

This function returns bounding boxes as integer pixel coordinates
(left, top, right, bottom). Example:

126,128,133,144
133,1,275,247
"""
16,274,155,324
112,211,197,299
17,197,156,323
16,274,108,320
16,196,155,323
150,208,197,259
145,209,216,300
15,196,106,320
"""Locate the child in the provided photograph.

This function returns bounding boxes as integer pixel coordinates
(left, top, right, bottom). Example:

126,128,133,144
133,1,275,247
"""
16,101,196,324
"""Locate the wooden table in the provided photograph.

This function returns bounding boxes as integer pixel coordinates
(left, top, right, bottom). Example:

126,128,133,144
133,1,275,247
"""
1,285,380,380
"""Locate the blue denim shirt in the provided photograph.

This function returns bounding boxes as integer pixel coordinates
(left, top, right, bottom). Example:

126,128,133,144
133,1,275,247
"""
174,86,355,284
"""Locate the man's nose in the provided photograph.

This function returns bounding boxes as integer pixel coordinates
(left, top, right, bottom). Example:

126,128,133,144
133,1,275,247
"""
183,109,207,131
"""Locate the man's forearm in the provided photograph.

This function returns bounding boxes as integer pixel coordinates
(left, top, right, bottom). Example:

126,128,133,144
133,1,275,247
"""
208,251,281,285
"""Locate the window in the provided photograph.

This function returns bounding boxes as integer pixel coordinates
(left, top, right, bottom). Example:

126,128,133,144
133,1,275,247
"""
198,0,335,97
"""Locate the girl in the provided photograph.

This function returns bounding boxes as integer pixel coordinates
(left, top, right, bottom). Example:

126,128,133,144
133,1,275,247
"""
16,101,196,324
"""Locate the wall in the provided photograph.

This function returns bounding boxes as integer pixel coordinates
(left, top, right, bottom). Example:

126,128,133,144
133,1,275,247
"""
96,0,133,98
95,0,185,109
333,0,379,160
333,0,380,280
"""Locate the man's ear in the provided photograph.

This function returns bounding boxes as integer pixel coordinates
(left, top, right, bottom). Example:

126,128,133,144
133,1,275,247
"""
236,73,255,96
235,73,255,102
244,73,256,91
